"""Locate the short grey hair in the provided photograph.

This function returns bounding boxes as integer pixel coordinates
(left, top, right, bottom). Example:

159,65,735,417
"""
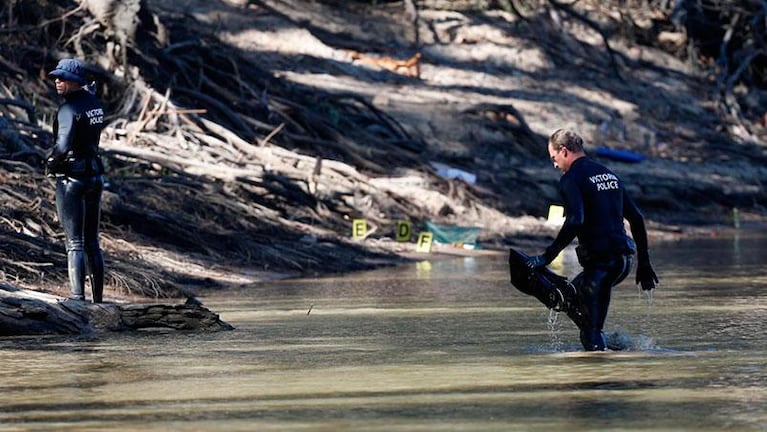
549,128,584,152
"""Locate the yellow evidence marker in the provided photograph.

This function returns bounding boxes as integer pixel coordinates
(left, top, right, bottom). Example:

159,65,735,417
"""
396,220,412,242
416,232,433,253
352,219,367,239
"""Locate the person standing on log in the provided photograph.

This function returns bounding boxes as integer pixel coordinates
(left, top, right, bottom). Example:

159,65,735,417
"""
46,58,106,303
523,128,658,351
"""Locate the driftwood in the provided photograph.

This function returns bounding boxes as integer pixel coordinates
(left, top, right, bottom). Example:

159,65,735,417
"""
0,283,233,336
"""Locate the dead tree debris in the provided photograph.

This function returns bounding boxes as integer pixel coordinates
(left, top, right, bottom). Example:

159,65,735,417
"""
0,283,233,336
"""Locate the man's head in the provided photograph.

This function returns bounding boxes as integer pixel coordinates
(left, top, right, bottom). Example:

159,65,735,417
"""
548,128,586,173
48,58,87,95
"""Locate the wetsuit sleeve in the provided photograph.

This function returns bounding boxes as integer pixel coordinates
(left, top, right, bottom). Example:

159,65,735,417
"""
544,176,583,262
47,104,77,166
623,189,650,263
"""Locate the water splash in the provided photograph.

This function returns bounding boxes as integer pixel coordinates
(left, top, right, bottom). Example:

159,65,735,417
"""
606,325,659,351
635,286,656,350
637,286,654,306
634,334,658,350
547,309,564,351
606,326,634,350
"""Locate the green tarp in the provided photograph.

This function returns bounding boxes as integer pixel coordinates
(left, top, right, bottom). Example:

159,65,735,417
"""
424,221,482,246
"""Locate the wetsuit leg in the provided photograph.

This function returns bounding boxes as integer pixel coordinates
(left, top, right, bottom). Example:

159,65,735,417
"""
509,248,570,311
574,256,632,351
83,176,104,303
55,178,87,300
594,256,632,336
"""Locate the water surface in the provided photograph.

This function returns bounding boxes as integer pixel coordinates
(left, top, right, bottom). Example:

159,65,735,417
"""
1,234,765,431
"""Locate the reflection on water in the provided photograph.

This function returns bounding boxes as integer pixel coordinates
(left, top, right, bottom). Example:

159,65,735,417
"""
1,233,766,431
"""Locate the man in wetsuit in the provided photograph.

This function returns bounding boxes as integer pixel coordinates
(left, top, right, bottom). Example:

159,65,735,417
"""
525,128,658,351
46,58,106,303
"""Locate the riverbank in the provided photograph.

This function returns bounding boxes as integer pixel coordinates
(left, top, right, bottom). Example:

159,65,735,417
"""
139,215,760,304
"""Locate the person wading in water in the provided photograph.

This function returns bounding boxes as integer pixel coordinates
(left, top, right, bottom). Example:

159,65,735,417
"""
523,128,658,351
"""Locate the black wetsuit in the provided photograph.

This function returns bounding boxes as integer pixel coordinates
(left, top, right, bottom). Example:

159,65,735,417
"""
47,88,106,302
543,157,650,350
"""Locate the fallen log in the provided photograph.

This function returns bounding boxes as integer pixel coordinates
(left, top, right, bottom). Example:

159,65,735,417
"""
0,283,234,336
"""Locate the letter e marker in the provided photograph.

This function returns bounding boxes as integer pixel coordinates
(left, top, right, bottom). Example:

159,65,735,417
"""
352,219,367,239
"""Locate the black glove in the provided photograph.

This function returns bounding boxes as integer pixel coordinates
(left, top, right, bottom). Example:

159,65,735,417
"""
526,254,550,269
635,262,658,291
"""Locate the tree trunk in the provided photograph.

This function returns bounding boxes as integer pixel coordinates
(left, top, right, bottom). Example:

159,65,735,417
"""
0,284,233,336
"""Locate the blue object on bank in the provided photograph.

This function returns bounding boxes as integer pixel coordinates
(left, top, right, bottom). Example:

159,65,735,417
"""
595,147,645,163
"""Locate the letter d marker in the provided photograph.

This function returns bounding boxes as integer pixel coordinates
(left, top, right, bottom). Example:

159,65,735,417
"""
396,220,412,242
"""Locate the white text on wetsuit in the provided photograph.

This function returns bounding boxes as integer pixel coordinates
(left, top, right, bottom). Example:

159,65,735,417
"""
589,173,619,191
86,108,104,125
